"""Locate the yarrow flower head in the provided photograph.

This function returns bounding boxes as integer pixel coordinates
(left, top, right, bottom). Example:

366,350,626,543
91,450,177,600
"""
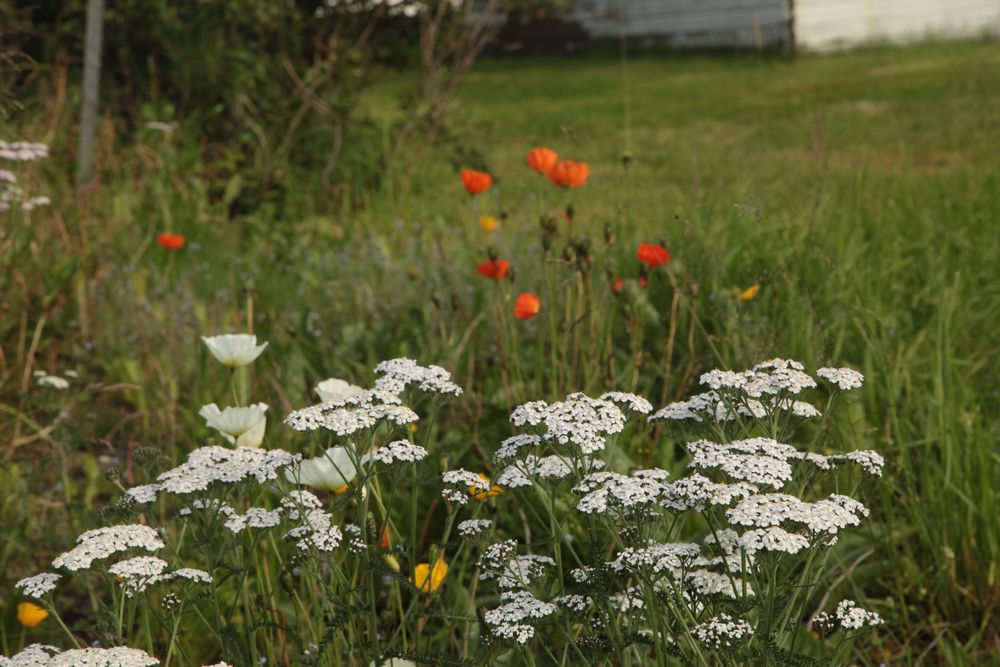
457,519,492,538
108,556,169,597
441,469,490,505
483,590,557,644
371,440,429,465
53,524,165,572
373,358,462,396
133,446,297,499
692,613,754,649
816,367,864,391
814,599,883,633
284,389,417,436
512,393,629,455
14,572,61,598
573,469,669,515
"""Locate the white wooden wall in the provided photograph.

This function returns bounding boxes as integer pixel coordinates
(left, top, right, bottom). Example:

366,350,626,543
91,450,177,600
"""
560,0,1000,50
569,0,791,48
792,0,1000,50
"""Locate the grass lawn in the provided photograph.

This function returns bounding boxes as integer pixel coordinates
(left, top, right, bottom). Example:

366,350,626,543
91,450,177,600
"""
2,39,998,663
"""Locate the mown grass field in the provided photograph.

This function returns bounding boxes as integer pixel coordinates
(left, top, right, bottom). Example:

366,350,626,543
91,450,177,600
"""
2,39,999,663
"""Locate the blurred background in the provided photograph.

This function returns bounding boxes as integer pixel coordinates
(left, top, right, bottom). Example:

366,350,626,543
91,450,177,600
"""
2,1,999,662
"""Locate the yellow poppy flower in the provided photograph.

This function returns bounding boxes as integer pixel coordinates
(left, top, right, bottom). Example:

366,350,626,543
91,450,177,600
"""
468,473,502,501
413,558,448,593
17,601,48,627
478,215,500,232
739,284,760,301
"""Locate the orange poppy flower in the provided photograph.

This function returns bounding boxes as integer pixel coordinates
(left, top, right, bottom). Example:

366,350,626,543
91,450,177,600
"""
612,278,625,294
547,160,589,188
460,169,493,195
526,147,558,174
638,276,648,289
514,293,541,320
156,233,186,250
636,243,670,268
477,259,510,280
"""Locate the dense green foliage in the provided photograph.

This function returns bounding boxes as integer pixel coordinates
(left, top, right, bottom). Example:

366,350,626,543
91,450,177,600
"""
2,39,999,663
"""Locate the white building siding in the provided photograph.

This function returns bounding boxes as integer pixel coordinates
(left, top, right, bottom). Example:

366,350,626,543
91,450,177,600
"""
793,0,1000,51
569,0,790,48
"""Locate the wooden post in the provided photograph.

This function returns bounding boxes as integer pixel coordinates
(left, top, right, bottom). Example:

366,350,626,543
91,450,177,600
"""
78,0,104,186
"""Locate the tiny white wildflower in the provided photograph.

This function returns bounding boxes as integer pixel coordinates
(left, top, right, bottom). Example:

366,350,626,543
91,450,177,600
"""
816,367,864,391
457,519,492,537
53,524,165,572
14,572,61,598
692,613,754,649
371,440,428,464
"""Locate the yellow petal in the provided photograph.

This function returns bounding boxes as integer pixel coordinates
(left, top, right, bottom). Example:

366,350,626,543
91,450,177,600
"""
739,284,760,301
413,558,448,593
479,216,500,232
17,601,49,628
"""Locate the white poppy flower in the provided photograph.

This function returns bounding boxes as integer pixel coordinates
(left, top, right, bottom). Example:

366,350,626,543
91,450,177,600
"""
285,446,357,493
201,334,268,367
199,403,268,448
315,377,364,403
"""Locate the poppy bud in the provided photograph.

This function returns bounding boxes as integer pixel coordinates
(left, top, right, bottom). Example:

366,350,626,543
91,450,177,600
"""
612,278,625,294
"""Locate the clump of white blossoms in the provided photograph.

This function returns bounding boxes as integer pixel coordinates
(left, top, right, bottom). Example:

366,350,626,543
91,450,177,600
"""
201,333,268,367
469,358,885,663
52,524,165,572
373,357,463,396
441,469,489,505
127,446,298,500
14,572,61,598
370,440,429,464
692,613,754,649
814,599,884,633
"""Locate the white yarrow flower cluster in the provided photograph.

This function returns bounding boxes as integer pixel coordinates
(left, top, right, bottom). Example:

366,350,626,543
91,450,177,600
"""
814,599,883,632
373,357,463,396
108,556,170,597
140,446,298,497
14,572,61,598
510,393,628,455
457,519,492,537
727,493,869,536
441,469,489,505
692,613,754,649
53,524,165,572
284,389,417,436
371,440,429,464
48,647,160,667
0,141,49,162
574,469,668,515
483,590,557,645
816,367,864,391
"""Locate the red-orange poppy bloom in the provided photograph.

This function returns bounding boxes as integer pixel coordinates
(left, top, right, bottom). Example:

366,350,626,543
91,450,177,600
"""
526,147,558,174
612,278,625,294
460,169,493,195
636,243,670,268
638,276,649,289
547,160,589,188
157,233,186,250
477,259,510,280
514,293,541,320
